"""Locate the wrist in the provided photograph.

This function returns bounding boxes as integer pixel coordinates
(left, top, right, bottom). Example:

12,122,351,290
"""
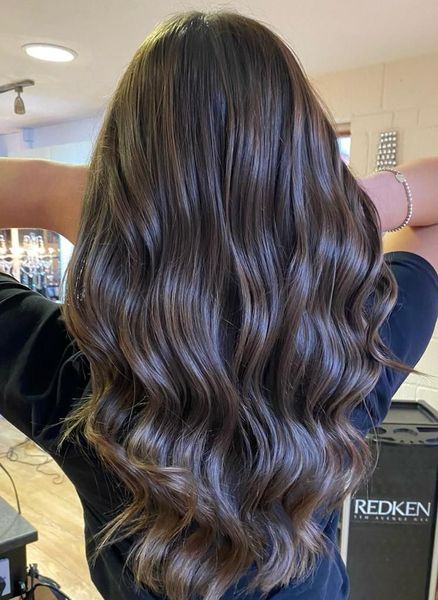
358,170,408,233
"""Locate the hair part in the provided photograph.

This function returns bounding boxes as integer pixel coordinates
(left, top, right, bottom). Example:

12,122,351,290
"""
60,11,415,600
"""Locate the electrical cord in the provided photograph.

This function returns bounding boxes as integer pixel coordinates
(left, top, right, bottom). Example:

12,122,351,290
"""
0,437,64,484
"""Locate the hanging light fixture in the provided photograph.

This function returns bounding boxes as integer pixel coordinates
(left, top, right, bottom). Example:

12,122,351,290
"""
0,79,34,115
14,86,25,114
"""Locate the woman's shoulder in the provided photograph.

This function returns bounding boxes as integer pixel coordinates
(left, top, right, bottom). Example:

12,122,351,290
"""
351,250,438,434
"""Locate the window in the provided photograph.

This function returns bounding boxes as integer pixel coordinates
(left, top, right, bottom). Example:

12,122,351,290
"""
336,124,351,165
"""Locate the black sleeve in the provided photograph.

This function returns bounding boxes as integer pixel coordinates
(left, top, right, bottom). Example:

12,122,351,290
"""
351,251,438,434
0,273,89,453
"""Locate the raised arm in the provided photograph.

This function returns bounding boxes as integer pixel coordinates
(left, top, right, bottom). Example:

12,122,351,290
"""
358,157,438,274
0,158,87,244
0,156,437,272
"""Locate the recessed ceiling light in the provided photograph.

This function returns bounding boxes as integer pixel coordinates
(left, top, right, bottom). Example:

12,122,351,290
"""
22,43,77,62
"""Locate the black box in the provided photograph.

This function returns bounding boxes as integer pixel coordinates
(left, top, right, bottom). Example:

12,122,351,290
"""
339,400,438,600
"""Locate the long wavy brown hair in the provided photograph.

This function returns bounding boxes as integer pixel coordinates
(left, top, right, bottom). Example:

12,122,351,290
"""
60,11,415,600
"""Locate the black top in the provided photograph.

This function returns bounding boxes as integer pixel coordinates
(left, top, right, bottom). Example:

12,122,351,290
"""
0,251,437,600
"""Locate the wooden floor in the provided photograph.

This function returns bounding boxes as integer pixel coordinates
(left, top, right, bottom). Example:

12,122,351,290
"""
0,416,101,599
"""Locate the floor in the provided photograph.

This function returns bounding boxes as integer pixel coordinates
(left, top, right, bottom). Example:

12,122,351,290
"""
0,416,100,599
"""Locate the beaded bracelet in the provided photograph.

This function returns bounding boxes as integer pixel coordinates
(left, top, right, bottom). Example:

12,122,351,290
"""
380,168,413,233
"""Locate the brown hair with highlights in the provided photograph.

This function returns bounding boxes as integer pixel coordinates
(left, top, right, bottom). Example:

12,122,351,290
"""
61,11,414,600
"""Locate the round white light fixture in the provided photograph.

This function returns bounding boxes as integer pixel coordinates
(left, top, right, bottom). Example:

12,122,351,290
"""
22,43,77,62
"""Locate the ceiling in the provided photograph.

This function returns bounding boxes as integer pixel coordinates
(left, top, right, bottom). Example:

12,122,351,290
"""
1,0,438,134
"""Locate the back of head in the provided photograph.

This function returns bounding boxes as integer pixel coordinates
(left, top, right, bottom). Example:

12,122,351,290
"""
62,11,399,600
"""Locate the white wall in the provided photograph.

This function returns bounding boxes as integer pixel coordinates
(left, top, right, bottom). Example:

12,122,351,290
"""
312,52,438,413
0,116,101,160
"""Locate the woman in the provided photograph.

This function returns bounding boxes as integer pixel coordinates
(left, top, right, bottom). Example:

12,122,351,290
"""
1,11,437,600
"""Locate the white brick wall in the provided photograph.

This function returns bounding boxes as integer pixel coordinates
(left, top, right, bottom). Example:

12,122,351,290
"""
312,54,438,414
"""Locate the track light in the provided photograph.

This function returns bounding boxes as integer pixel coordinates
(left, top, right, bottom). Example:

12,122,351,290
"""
0,79,34,115
14,87,25,114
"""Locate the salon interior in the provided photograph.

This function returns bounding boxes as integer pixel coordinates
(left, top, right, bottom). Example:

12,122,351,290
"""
0,1,437,599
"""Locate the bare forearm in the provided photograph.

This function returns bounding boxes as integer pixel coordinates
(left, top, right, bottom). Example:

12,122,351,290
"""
2,156,437,246
358,157,438,232
0,158,87,243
